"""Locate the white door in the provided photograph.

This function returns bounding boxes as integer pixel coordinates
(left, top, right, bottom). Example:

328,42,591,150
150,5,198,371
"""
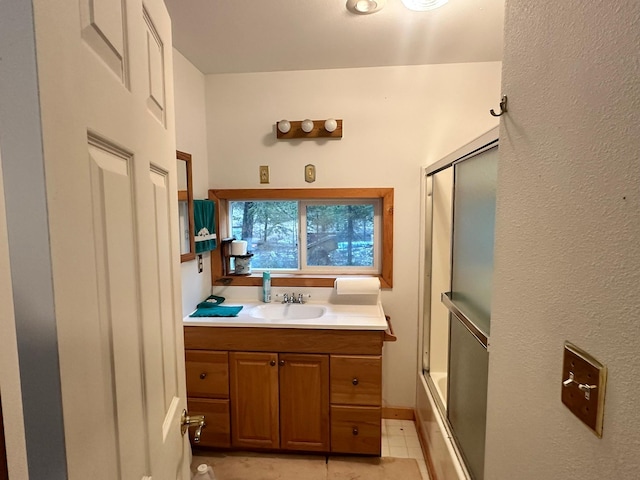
31,0,189,478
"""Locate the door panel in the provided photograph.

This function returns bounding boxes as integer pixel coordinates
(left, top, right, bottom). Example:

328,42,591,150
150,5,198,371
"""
88,137,146,478
280,354,329,451
229,352,279,449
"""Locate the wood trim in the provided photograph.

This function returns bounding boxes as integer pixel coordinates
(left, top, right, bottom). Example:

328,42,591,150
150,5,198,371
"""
381,406,415,421
184,327,384,355
415,390,461,480
208,188,394,288
415,409,439,480
383,315,397,342
177,150,196,263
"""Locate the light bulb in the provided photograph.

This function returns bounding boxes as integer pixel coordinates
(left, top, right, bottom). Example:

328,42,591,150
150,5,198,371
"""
356,0,377,12
324,119,338,132
277,120,291,134
301,119,314,133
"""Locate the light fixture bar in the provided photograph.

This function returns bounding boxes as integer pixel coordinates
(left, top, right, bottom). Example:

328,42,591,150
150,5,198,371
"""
276,119,343,139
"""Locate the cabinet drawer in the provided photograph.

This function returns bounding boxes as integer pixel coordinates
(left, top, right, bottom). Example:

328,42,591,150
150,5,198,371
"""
187,398,231,448
330,405,381,455
330,355,381,406
186,350,229,398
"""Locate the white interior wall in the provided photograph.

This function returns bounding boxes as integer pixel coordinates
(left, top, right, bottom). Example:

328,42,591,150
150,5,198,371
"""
205,63,501,406
486,1,640,478
173,49,212,316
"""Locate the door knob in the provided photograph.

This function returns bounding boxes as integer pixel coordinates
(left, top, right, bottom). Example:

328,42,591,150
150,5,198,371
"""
352,378,359,386
181,409,206,443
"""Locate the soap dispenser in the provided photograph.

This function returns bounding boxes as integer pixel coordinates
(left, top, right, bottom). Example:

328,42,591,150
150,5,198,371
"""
262,271,271,303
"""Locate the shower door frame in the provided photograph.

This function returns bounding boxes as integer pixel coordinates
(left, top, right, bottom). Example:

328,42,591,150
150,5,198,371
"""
417,126,499,478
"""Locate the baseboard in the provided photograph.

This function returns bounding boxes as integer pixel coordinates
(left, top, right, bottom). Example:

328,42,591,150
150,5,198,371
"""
382,406,415,421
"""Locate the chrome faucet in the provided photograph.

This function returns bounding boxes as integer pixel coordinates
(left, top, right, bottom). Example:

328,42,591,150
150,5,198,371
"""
280,293,306,304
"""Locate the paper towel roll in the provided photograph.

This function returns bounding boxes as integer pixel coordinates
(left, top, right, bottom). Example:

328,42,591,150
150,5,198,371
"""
230,240,247,256
334,277,380,295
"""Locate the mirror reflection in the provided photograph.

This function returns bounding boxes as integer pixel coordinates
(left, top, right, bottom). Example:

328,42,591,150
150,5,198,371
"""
177,150,195,262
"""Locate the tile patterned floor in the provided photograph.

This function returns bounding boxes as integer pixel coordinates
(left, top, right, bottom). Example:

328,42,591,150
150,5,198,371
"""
382,419,430,479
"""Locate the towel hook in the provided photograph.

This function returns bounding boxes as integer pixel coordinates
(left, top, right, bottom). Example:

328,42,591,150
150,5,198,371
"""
490,95,508,117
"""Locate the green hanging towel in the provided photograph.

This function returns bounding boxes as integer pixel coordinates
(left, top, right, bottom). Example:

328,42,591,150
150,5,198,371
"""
194,199,217,254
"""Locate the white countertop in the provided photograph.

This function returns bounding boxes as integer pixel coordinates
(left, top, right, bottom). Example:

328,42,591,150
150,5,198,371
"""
183,300,388,331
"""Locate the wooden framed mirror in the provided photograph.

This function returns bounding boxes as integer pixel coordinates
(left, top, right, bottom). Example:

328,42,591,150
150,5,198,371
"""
177,150,195,262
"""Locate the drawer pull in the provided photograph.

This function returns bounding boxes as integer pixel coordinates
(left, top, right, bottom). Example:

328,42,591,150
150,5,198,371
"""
352,427,359,436
270,360,276,366
199,372,207,380
352,378,359,386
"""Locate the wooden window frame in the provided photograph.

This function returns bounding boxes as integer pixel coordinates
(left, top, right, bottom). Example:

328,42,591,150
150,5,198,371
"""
208,188,393,288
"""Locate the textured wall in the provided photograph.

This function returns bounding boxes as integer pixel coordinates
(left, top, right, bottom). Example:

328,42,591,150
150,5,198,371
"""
205,63,501,406
486,1,640,478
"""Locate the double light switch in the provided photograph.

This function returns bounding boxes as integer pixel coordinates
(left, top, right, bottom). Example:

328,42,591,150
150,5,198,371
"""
561,342,607,437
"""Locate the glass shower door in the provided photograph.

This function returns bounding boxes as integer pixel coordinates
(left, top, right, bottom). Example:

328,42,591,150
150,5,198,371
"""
446,145,498,480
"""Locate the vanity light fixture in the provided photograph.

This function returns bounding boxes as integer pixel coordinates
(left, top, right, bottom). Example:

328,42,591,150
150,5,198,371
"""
275,119,343,139
346,0,386,15
401,0,448,11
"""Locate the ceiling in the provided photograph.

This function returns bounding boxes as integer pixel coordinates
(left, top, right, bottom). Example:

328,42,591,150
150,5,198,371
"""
164,0,505,75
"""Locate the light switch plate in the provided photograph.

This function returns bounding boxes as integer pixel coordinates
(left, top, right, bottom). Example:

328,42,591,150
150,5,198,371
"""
561,342,607,437
259,165,269,184
305,164,316,183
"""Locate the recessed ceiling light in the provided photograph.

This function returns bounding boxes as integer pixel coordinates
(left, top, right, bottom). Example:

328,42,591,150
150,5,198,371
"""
401,0,449,11
346,0,387,15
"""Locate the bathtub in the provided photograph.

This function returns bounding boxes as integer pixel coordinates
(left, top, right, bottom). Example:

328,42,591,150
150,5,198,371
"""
416,372,470,480
429,371,448,406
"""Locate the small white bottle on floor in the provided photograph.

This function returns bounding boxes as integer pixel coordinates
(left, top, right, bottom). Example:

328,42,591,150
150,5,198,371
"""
193,464,216,480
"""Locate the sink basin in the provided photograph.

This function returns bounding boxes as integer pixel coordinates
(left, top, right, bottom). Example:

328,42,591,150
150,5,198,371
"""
250,304,327,321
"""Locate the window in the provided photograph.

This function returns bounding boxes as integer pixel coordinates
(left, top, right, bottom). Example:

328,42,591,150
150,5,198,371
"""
209,188,394,288
229,200,379,273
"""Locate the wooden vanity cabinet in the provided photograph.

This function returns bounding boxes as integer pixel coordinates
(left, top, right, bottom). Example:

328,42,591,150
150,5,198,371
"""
184,326,384,455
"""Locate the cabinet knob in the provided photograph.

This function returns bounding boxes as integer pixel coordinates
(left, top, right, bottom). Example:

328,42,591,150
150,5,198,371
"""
199,372,207,380
270,360,276,366
352,427,359,436
279,360,285,367
352,378,359,386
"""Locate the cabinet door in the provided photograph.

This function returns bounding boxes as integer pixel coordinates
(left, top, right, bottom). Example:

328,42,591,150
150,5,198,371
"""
279,354,330,452
229,352,279,449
